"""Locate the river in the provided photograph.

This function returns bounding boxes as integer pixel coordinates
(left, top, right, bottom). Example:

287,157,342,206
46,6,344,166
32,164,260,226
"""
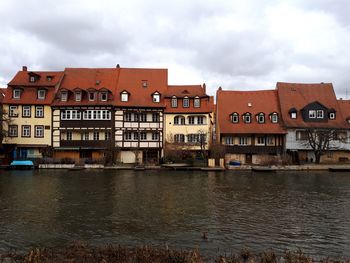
0,169,349,259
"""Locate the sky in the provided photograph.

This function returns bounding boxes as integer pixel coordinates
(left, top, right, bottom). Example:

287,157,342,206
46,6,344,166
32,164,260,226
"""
0,0,350,98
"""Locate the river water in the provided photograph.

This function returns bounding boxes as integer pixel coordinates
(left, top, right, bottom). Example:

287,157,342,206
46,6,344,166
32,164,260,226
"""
0,169,349,259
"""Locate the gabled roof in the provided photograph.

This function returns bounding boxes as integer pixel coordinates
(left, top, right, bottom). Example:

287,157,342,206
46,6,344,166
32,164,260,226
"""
115,68,168,108
8,70,63,87
338,99,350,121
216,89,286,134
276,82,347,128
165,85,208,98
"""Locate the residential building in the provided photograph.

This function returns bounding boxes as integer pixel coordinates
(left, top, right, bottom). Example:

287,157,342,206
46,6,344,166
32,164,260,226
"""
164,84,214,158
216,88,286,165
1,66,64,162
114,67,167,164
277,82,350,163
51,68,117,163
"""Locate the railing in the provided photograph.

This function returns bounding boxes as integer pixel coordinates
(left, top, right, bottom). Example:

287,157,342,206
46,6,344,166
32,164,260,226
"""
225,145,284,154
60,120,113,128
60,140,111,148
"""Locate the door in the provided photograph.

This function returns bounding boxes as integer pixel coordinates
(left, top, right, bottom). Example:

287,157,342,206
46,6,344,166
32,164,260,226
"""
245,154,252,164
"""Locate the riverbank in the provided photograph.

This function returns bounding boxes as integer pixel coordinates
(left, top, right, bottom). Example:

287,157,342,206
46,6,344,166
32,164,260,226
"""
0,243,347,263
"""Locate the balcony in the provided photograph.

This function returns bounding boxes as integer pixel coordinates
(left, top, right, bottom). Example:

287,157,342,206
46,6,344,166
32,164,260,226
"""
60,120,113,128
60,140,111,149
225,145,284,155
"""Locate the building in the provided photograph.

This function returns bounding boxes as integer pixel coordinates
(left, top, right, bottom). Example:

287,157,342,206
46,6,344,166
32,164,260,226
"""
51,68,118,163
1,66,64,162
163,84,214,159
277,82,350,163
216,88,286,165
114,67,168,164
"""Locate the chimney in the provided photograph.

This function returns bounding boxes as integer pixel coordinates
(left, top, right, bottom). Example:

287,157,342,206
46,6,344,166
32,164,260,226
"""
203,83,206,94
116,64,120,68
22,66,27,71
218,86,222,91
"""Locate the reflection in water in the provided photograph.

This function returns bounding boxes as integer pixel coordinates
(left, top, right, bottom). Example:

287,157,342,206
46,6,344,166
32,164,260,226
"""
0,169,349,258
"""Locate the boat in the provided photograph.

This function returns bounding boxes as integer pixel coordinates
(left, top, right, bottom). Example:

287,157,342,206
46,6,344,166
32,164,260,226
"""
201,167,225,171
251,166,277,172
329,166,350,172
9,160,34,170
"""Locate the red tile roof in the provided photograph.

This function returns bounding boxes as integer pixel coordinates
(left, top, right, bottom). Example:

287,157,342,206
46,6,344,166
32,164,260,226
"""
277,82,347,128
216,89,286,134
115,68,168,108
52,68,118,106
337,99,350,121
2,70,64,105
164,85,214,113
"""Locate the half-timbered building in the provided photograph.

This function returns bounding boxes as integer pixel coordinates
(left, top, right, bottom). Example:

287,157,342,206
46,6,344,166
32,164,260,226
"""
114,67,167,164
51,68,117,163
216,88,286,165
164,84,214,158
2,66,64,163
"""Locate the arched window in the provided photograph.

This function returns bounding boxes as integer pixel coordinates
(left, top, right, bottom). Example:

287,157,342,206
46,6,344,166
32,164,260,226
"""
243,113,251,123
183,96,189,107
270,112,279,123
152,91,160,103
174,115,185,125
194,96,200,108
256,113,265,123
231,112,239,123
171,96,177,108
121,91,129,102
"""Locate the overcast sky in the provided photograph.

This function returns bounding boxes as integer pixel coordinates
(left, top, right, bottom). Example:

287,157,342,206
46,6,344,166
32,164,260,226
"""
1,0,350,98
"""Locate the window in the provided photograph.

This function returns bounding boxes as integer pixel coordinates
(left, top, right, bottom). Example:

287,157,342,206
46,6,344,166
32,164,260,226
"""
46,76,53,82
194,97,200,108
329,112,336,119
174,116,185,125
105,132,111,141
140,113,147,122
309,110,316,118
243,113,251,123
66,131,72,141
140,132,147,140
197,116,205,125
125,112,132,122
93,131,99,140
34,126,44,138
133,132,139,140
61,110,81,120
291,112,297,119
22,106,31,117
225,136,233,145
29,76,36,82
257,113,265,123
296,131,308,140
239,137,248,145
82,132,89,140
61,91,68,102
37,90,46,99
100,92,108,101
271,113,278,123
13,89,21,99
124,132,132,140
133,113,139,122
183,97,189,107
266,136,274,145
153,92,160,103
22,125,31,137
121,91,129,102
75,91,82,101
152,132,159,140
257,136,265,145
9,125,18,137
35,106,44,118
142,80,148,88
88,92,96,101
231,113,239,123
174,134,185,143
317,110,324,118
152,113,160,122
171,97,177,108
187,134,204,143
83,110,111,120
9,106,18,117
188,116,195,124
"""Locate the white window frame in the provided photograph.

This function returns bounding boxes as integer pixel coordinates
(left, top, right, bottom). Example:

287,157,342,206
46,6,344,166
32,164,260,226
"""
188,116,195,124
152,132,159,141
75,91,82,101
66,131,72,141
183,97,189,108
29,76,36,82
35,126,44,138
9,125,18,137
100,92,108,101
88,92,96,101
257,136,265,145
13,89,21,99
231,113,239,123
225,136,234,145
291,112,297,119
329,112,335,120
35,106,44,117
22,125,31,137
171,97,177,108
317,110,324,118
82,110,111,120
239,137,248,145
257,114,265,123
140,132,147,141
9,106,18,117
140,113,147,122
121,92,129,102
197,116,205,125
153,93,160,103
174,116,185,125
82,132,89,140
105,132,111,141
243,114,251,123
22,106,31,117
37,90,46,100
194,97,200,108
152,113,160,122
93,131,99,140
271,113,278,123
124,132,132,140
61,110,81,120
61,91,68,102
125,112,132,122
309,110,316,118
174,134,185,143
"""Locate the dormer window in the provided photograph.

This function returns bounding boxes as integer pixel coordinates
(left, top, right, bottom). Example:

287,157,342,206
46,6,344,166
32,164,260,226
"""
329,112,336,120
231,112,239,123
183,96,189,108
61,91,68,102
171,96,177,108
37,89,46,100
100,92,108,101
142,80,148,88
309,110,316,118
13,89,21,99
46,76,53,82
243,113,251,123
257,113,265,123
75,91,82,102
29,76,36,83
152,92,160,103
271,113,279,123
289,108,297,119
317,110,324,118
194,96,200,108
121,91,129,102
88,92,96,101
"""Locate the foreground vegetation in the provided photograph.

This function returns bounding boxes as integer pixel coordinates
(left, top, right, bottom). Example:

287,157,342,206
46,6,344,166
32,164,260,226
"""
0,243,348,263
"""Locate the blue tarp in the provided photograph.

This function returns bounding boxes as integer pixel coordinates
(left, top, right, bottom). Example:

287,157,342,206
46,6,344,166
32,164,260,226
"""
10,160,34,166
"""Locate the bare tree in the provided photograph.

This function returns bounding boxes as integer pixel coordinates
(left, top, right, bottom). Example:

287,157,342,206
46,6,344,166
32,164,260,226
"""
303,128,347,163
0,107,12,144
